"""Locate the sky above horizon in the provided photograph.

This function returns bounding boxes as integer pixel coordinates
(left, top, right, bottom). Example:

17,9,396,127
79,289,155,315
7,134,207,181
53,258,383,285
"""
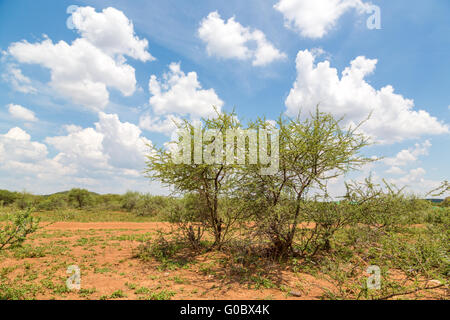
0,0,448,196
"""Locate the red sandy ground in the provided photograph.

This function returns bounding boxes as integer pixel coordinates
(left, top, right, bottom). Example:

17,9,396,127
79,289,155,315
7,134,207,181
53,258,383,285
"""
0,222,446,300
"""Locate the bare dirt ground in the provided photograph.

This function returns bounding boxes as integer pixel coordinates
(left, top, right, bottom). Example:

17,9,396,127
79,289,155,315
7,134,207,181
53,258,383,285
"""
0,222,446,300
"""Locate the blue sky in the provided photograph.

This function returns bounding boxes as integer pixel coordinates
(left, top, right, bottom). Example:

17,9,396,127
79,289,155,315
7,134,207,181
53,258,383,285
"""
0,0,448,196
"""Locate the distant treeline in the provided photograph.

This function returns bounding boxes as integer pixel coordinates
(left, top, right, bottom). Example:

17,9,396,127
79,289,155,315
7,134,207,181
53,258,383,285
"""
1,188,449,215
425,198,444,203
0,188,178,216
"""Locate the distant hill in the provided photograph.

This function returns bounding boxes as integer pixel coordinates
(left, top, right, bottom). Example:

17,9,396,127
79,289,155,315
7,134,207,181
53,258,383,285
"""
43,190,100,197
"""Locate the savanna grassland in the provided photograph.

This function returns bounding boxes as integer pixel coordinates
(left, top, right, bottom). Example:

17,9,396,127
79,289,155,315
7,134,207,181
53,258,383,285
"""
0,190,448,300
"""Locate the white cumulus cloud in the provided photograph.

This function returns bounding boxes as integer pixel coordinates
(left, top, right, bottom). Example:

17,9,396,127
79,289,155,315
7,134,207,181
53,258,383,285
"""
1,64,37,94
0,122,159,194
1,127,47,161
7,104,38,122
285,50,449,144
0,127,73,180
149,62,224,118
71,6,155,62
387,167,435,192
46,126,107,170
274,0,370,38
7,6,153,111
198,11,286,66
139,113,183,137
95,112,152,169
46,112,152,171
385,166,405,175
383,140,431,168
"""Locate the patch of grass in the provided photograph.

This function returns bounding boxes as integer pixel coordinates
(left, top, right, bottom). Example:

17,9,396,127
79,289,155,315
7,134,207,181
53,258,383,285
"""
135,287,151,295
94,267,113,274
12,244,47,258
101,289,127,300
125,282,137,290
0,282,41,300
110,289,127,299
170,276,190,284
248,274,277,290
19,208,167,223
40,278,70,296
147,289,176,300
78,288,96,298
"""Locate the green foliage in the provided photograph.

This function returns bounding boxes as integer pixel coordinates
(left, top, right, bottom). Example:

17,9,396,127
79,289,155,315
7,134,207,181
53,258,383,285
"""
427,180,449,197
121,191,174,218
146,110,245,248
440,196,450,208
134,195,171,217
147,290,176,300
345,177,411,228
145,108,377,256
67,188,94,209
240,108,374,257
381,234,449,278
134,234,178,262
166,193,209,249
14,192,37,210
95,193,123,211
0,190,18,206
100,289,127,300
121,191,141,211
36,194,68,211
134,233,192,270
0,209,40,251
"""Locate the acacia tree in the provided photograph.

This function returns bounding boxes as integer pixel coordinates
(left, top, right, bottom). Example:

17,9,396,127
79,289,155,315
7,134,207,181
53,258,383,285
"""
145,111,244,249
67,188,93,209
240,109,374,257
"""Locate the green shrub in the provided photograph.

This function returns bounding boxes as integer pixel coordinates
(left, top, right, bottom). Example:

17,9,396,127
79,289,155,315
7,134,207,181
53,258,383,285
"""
0,209,39,251
0,190,18,206
134,195,170,217
14,192,37,210
379,233,449,278
96,194,122,211
36,194,68,211
167,193,208,249
440,197,450,208
134,234,178,262
133,233,191,270
121,191,141,211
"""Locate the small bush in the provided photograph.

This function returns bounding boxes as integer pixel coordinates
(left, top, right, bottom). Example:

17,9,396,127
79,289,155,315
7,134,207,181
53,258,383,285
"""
133,233,192,270
121,191,141,211
134,234,178,262
134,194,170,217
0,209,39,251
167,193,208,250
